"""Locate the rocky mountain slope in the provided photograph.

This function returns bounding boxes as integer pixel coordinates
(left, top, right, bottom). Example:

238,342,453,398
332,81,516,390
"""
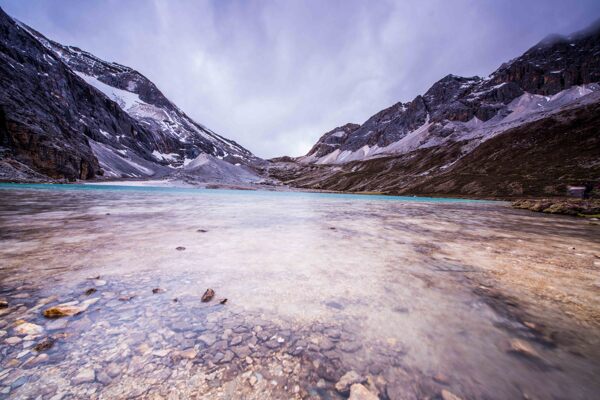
298,20,600,166
0,7,263,184
268,19,600,197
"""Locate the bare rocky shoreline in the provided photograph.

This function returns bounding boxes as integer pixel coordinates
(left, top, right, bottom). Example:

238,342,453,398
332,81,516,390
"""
512,198,600,217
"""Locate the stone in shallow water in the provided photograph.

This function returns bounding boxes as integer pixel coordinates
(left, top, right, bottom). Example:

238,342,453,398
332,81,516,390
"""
349,383,379,400
201,288,215,302
335,371,364,393
152,349,171,357
229,335,243,346
441,389,463,400
178,348,197,359
4,337,22,345
106,362,122,378
14,322,44,336
199,333,217,346
176,246,186,251
26,353,48,367
339,341,362,353
72,368,95,385
509,338,541,359
0,300,8,308
319,338,335,351
96,371,112,385
33,337,55,352
43,298,99,318
325,301,344,310
220,350,235,363
152,288,166,294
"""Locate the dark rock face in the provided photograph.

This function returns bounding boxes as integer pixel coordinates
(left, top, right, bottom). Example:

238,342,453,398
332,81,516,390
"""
301,20,600,161
490,20,600,95
305,123,360,158
0,7,260,181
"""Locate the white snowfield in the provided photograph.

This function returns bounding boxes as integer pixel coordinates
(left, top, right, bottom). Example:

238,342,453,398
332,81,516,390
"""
299,84,600,165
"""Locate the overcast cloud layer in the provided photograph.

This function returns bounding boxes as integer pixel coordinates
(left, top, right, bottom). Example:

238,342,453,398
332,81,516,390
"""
2,0,599,158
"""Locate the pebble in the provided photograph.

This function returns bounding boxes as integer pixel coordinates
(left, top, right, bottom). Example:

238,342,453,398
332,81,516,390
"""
229,335,243,346
96,371,112,385
199,333,217,346
335,371,363,393
349,383,379,400
0,300,7,308
152,288,166,294
176,246,186,251
106,362,122,378
152,349,171,357
26,353,49,366
46,319,68,330
319,338,335,351
14,322,44,336
221,350,234,363
441,389,463,400
178,348,197,359
72,368,95,384
509,339,541,358
5,336,22,345
33,337,55,352
201,288,215,302
43,298,99,318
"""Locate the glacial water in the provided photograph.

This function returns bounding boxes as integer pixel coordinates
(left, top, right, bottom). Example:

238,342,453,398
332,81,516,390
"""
0,183,599,399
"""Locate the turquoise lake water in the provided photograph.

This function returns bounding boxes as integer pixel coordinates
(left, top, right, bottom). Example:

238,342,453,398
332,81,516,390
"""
0,182,491,203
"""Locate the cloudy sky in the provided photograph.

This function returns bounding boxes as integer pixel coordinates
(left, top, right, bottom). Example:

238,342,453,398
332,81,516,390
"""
2,0,600,158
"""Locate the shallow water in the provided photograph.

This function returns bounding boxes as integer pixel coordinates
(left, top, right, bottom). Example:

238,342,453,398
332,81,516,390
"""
0,184,599,399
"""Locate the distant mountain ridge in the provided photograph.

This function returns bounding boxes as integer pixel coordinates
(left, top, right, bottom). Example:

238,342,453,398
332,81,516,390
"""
296,19,600,166
267,19,600,197
0,7,263,184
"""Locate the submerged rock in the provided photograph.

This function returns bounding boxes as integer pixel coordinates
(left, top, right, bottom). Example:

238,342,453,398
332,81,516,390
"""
219,298,228,305
85,288,97,296
176,246,186,251
33,337,55,352
335,371,364,393
177,348,197,359
43,298,99,318
0,299,8,308
72,368,95,384
201,288,215,302
14,322,44,336
441,389,463,400
5,336,22,345
152,288,166,294
46,319,68,331
349,383,379,400
509,338,541,359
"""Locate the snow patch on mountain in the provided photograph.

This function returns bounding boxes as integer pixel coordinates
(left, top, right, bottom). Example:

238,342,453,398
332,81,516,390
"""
75,71,145,111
